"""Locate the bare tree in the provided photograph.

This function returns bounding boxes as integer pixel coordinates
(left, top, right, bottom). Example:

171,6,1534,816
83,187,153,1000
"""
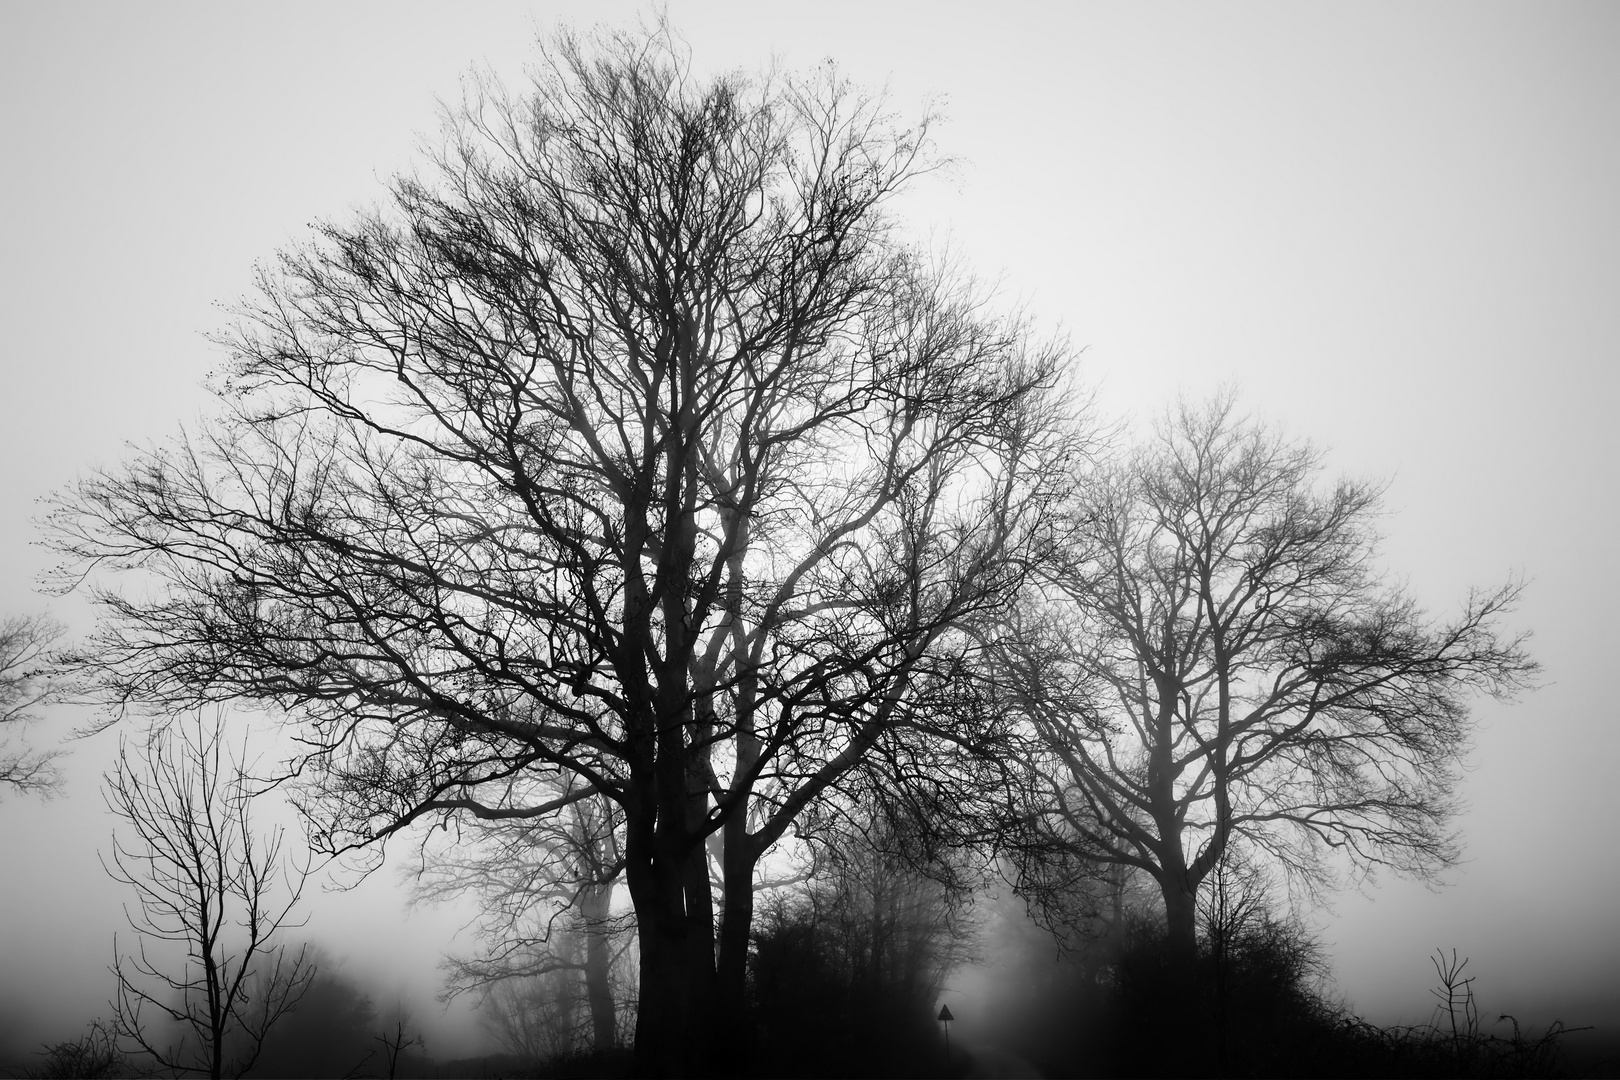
419,785,631,1054
1004,392,1536,964
475,925,638,1065
49,21,1079,1074
104,712,314,1078
373,1003,425,1080
0,614,65,797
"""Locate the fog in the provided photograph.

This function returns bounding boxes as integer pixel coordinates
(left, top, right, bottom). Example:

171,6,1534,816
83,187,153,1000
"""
1,1,1616,1073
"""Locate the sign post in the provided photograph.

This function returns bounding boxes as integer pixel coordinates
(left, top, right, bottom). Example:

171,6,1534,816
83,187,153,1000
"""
937,1003,955,1056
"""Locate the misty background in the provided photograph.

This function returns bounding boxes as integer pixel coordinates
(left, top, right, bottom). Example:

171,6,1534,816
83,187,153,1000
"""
1,0,1616,1068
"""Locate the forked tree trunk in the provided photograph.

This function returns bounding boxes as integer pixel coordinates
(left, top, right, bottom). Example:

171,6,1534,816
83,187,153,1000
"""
628,874,715,1077
625,796,716,1078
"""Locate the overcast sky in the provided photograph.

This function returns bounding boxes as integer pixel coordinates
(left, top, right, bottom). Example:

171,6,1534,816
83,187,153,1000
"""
1,0,1616,1060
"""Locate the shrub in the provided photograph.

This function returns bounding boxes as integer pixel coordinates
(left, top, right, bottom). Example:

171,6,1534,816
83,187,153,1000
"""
24,1021,131,1080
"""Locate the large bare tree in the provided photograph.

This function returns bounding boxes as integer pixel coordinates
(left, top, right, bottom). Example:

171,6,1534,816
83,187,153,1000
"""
104,712,313,1079
51,23,1078,1073
1003,393,1535,963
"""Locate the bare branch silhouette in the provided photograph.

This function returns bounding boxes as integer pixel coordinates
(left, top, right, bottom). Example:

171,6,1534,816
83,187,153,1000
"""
0,614,66,797
1003,391,1537,961
103,711,314,1078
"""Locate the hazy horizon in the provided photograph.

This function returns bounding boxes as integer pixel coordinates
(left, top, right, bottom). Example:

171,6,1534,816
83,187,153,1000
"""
2,1,1616,1071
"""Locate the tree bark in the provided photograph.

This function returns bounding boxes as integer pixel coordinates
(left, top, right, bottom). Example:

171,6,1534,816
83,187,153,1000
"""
625,732,717,1079
712,506,756,1042
627,852,714,1078
1161,875,1201,969
630,910,690,1078
713,816,756,1068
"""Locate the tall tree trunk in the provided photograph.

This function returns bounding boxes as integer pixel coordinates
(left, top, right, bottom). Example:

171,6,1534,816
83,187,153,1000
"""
625,765,715,1079
1161,874,1201,969
1147,674,1200,968
712,504,756,1055
713,816,756,1069
555,936,579,1055
579,881,617,1051
627,857,714,1077
630,907,689,1078
680,822,717,1074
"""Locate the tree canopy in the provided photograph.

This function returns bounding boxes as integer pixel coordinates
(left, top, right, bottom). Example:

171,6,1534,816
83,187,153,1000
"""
1002,393,1536,959
51,23,1078,1074
42,18,1543,1076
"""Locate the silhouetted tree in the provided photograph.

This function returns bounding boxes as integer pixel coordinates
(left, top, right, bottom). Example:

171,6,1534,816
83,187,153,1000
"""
373,1002,425,1080
1004,392,1536,965
50,20,1078,1075
0,614,64,797
103,712,313,1078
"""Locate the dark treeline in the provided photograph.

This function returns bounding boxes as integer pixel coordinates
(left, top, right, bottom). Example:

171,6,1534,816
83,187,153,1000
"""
964,857,1605,1079
14,13,1583,1080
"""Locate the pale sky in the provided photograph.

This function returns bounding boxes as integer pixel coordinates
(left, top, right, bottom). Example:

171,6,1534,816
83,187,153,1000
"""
1,0,1616,1060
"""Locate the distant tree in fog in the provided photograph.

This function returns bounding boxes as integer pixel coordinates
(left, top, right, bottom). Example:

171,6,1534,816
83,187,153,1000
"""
418,784,631,1055
0,614,64,797
234,949,381,1079
373,1002,426,1080
1002,393,1537,964
104,712,313,1078
1005,840,1153,980
477,929,638,1065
